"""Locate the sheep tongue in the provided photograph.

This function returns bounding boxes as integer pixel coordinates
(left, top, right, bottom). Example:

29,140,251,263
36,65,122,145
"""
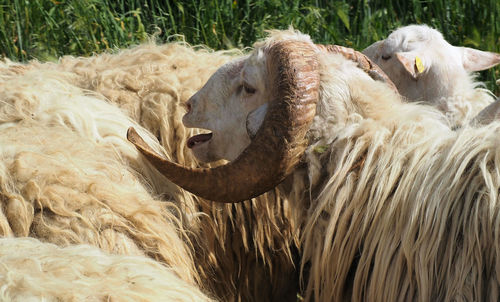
187,133,213,148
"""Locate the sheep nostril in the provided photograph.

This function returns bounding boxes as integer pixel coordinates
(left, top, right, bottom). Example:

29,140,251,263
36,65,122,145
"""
186,103,192,113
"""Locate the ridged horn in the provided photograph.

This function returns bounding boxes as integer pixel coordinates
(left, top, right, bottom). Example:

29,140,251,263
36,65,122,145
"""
316,44,399,92
128,40,320,203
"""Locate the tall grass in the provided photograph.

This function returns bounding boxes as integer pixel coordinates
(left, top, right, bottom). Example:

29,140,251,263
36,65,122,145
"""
1,0,499,92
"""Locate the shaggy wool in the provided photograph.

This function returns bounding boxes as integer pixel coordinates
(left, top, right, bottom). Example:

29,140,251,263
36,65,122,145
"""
0,237,214,302
300,47,500,301
0,122,200,283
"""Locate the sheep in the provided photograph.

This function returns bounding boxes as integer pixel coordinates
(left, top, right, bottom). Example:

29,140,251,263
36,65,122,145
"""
0,237,214,302
0,61,211,292
0,43,302,301
0,121,203,282
129,28,500,301
362,24,500,127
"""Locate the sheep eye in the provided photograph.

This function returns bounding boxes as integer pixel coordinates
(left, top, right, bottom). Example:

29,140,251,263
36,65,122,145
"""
381,54,391,60
243,84,256,95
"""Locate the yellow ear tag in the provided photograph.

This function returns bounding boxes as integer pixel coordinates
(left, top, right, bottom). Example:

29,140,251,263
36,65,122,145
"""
415,56,425,74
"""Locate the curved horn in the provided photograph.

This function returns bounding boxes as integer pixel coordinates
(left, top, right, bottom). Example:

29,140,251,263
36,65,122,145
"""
128,40,320,203
316,44,399,93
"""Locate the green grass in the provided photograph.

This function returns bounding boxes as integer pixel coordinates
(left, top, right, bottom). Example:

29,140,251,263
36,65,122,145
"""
1,0,499,93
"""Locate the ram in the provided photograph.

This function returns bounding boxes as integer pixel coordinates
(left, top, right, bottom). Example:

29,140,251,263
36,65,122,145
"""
363,24,500,127
58,39,393,301
0,38,393,301
130,29,500,301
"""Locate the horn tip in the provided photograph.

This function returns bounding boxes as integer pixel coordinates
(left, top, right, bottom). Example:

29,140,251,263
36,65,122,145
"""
127,127,146,148
126,126,167,163
127,127,138,142
127,126,148,152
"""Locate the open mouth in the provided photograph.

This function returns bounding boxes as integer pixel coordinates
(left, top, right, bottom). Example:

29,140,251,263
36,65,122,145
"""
187,133,213,149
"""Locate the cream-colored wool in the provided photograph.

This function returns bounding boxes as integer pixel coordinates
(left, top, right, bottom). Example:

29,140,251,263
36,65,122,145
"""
0,66,180,197
0,42,300,301
0,237,214,302
0,61,210,295
0,123,200,287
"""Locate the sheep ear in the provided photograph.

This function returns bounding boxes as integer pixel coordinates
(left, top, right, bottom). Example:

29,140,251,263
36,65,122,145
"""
460,47,500,72
246,103,268,139
395,52,426,80
362,40,384,59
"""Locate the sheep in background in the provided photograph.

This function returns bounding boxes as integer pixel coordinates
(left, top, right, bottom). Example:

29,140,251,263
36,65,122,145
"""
363,24,500,127
0,43,301,301
129,29,500,301
0,237,214,302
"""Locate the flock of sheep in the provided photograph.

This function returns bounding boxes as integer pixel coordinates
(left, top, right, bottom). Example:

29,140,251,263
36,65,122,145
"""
0,24,499,301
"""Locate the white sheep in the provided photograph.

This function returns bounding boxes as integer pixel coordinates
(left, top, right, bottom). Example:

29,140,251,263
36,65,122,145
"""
129,29,500,301
0,63,210,298
363,24,500,127
0,121,202,281
0,237,215,302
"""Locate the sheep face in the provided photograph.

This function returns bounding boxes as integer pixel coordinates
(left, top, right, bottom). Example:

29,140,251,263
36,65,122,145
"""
363,24,500,103
183,55,268,162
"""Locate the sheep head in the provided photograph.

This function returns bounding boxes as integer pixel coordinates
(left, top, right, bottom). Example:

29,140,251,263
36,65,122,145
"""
128,38,320,203
128,31,395,203
363,24,500,102
181,55,266,163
